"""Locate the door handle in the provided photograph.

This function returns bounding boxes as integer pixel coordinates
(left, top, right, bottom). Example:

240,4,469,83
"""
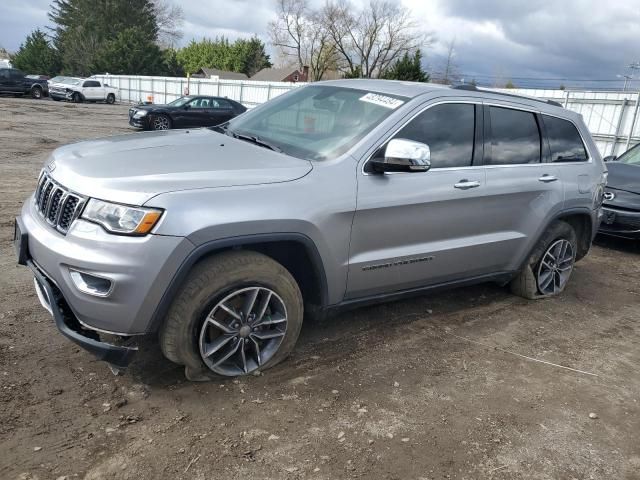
454,180,481,190
538,175,558,183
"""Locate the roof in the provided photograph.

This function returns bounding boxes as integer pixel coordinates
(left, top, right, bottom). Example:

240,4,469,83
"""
251,67,300,82
195,68,248,80
316,79,449,98
312,79,572,116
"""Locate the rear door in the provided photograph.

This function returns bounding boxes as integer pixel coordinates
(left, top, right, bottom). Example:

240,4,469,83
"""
8,69,25,92
204,98,236,126
481,103,564,273
348,101,494,299
540,113,593,212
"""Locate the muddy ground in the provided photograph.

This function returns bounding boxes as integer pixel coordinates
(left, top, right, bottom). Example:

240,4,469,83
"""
0,97,639,480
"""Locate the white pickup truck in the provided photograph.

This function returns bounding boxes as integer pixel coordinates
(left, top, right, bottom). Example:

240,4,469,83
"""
48,77,119,104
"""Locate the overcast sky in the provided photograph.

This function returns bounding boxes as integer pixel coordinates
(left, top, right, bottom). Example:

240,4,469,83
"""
1,0,639,89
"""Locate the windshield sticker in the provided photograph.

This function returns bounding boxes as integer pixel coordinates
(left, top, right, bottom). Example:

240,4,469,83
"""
359,93,404,109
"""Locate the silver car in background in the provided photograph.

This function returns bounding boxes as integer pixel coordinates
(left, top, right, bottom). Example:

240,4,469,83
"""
15,79,607,379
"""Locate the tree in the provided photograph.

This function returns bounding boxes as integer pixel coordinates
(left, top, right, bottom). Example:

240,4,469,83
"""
10,29,61,76
91,28,164,75
152,0,184,48
49,0,162,76
161,48,184,76
233,37,272,77
176,37,271,76
268,0,338,81
269,0,428,80
504,80,517,89
320,0,429,78
382,50,428,82
436,38,460,84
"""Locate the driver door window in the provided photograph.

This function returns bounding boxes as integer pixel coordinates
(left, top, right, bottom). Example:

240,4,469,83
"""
378,103,476,168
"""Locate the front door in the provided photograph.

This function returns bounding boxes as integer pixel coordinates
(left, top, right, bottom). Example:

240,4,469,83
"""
347,102,496,299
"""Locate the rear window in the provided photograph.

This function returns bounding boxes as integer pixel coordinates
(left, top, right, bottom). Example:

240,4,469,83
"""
543,115,588,162
487,106,541,165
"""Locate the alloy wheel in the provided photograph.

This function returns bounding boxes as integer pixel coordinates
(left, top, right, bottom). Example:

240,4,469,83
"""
198,286,288,376
536,239,575,296
153,116,170,130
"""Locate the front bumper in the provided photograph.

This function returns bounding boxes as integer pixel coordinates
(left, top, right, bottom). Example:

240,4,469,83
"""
27,257,137,368
18,195,194,335
128,110,149,129
599,206,640,239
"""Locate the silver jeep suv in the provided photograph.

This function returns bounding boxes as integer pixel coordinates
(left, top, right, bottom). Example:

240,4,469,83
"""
15,80,606,379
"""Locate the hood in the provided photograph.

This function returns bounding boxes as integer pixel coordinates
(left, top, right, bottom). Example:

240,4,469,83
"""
46,129,312,205
606,162,640,195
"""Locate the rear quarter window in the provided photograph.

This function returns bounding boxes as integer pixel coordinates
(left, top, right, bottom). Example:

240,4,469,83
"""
543,115,588,162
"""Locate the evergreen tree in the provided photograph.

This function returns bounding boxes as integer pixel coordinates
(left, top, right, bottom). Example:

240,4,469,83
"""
176,37,271,76
382,50,429,82
49,0,159,76
11,29,61,76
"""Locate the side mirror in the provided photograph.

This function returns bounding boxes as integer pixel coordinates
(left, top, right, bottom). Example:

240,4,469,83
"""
369,138,431,174
183,104,191,110
603,155,616,162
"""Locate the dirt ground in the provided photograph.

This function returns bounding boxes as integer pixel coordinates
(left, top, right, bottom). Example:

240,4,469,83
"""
1,96,639,480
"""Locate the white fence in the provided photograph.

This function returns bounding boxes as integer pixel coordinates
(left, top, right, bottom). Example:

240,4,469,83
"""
93,74,640,156
92,74,304,108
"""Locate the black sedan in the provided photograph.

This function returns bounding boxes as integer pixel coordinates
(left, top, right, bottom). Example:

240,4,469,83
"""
129,96,247,130
600,143,640,239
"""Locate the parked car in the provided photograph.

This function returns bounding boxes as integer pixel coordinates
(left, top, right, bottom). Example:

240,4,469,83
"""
128,96,247,130
599,143,640,239
48,76,118,103
15,80,606,379
0,68,49,98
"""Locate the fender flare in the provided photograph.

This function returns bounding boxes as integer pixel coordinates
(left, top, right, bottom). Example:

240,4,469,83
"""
146,233,329,333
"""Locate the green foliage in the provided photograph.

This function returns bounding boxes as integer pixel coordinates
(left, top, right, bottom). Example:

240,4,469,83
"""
504,80,517,89
176,36,271,76
381,50,429,82
10,29,61,76
90,28,164,75
49,0,160,76
161,48,184,77
343,65,362,79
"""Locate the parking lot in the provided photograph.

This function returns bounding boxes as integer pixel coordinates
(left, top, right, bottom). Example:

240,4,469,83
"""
1,97,639,480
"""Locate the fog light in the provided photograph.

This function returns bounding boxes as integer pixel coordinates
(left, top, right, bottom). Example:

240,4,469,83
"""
69,269,113,297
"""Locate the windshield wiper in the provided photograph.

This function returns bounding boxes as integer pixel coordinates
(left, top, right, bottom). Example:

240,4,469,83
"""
227,130,282,153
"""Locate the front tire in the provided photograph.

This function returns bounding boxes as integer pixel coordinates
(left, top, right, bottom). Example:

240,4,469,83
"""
510,221,577,299
106,93,115,104
72,92,82,103
151,114,171,130
159,251,304,379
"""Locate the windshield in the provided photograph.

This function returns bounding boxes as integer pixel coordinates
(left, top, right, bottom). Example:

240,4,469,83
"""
617,144,640,166
222,86,408,160
168,96,193,107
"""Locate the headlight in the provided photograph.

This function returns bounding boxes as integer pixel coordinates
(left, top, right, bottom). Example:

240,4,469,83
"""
133,110,148,117
81,199,163,235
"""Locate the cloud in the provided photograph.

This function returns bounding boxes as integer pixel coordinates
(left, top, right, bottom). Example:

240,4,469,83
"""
1,0,638,88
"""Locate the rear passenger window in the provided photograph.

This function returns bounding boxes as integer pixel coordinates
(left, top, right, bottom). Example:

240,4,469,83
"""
391,103,475,168
487,107,541,165
543,115,588,162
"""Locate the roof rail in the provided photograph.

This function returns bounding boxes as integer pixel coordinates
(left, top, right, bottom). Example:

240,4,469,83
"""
450,84,564,108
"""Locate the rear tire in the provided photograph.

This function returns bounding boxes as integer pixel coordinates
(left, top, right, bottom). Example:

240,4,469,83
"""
31,86,43,99
159,251,304,380
510,221,577,299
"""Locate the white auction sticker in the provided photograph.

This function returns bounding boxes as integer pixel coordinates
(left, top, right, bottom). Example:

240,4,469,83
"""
359,92,405,109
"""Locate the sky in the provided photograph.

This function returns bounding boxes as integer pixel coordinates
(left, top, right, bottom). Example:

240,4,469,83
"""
1,0,639,90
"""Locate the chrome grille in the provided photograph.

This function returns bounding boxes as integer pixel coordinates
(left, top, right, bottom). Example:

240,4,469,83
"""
34,172,86,234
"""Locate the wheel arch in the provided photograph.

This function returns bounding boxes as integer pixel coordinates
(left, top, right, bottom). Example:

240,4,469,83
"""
554,209,594,261
148,233,329,333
